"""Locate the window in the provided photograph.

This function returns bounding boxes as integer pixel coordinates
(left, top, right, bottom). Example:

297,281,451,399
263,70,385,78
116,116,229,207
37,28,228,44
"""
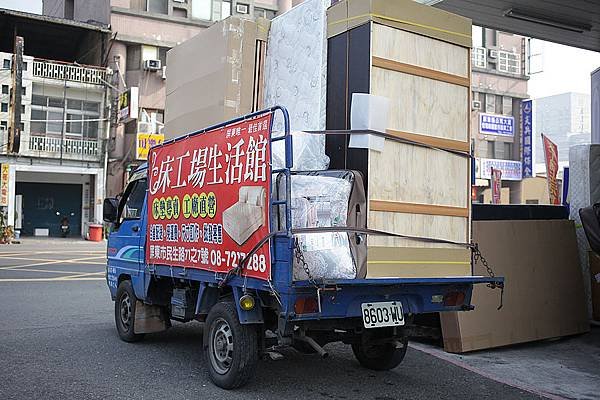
221,0,231,19
158,47,168,67
0,121,7,130
173,7,187,17
21,87,26,96
1,103,7,112
1,85,7,94
471,47,486,69
119,178,147,223
21,104,25,114
126,45,141,71
495,95,503,114
147,0,168,14
504,142,513,159
3,59,10,69
487,140,495,158
485,93,495,113
502,96,513,116
65,0,74,19
19,122,24,131
498,50,520,74
192,0,212,20
23,61,27,71
142,45,158,62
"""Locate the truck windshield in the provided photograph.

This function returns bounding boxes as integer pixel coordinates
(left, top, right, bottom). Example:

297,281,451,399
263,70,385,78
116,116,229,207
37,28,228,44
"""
119,178,147,223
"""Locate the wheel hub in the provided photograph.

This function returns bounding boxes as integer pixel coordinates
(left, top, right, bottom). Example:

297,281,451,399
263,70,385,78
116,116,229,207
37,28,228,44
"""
210,318,234,375
120,292,131,329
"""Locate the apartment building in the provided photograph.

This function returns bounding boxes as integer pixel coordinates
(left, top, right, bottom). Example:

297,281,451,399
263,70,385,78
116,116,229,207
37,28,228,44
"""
44,0,282,197
0,9,111,237
471,27,530,204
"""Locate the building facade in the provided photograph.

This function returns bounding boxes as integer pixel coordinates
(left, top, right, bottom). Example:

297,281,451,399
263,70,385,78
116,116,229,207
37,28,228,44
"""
534,92,591,169
0,10,111,237
44,0,282,197
470,27,530,204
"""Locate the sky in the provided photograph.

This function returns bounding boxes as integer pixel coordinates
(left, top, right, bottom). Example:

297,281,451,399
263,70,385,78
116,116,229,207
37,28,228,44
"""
1,0,600,100
0,0,41,13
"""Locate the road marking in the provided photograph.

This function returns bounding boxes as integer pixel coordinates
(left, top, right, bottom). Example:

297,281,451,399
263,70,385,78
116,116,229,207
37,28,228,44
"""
0,256,107,270
0,250,105,257
0,277,105,282
410,343,568,400
1,267,104,275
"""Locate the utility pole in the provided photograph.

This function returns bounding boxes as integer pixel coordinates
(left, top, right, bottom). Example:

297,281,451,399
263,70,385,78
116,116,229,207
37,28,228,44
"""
8,36,23,154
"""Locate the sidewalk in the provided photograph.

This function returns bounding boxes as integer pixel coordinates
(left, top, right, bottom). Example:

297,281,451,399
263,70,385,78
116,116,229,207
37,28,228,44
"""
0,237,107,252
413,326,600,400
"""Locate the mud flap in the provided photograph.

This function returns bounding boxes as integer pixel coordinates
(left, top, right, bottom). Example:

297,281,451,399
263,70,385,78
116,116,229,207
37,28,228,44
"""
134,301,168,334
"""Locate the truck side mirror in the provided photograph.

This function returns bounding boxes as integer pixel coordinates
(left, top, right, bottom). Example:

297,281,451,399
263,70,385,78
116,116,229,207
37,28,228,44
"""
103,198,119,223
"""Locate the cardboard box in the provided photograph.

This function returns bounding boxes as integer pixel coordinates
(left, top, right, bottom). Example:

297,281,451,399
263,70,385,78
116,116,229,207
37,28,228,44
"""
440,220,590,353
327,0,472,47
165,16,270,139
588,252,600,321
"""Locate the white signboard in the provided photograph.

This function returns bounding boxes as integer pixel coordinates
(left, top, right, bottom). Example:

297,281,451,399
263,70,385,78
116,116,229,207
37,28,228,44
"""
476,158,522,181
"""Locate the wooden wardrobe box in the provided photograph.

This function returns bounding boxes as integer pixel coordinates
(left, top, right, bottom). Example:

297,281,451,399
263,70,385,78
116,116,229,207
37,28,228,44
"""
326,0,472,278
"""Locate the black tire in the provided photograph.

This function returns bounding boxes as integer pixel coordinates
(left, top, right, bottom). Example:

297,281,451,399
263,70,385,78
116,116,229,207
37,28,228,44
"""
115,280,145,342
205,302,259,389
351,337,408,371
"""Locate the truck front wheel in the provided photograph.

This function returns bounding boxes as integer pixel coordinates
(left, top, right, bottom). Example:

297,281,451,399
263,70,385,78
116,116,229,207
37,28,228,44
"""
115,280,144,342
205,302,259,389
351,337,408,371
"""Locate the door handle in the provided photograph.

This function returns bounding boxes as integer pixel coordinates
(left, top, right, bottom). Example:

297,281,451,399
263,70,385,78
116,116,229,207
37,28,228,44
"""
132,225,140,232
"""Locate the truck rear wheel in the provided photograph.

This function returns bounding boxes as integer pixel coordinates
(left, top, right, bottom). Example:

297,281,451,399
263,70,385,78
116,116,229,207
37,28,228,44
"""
115,280,144,342
205,302,259,389
351,337,408,371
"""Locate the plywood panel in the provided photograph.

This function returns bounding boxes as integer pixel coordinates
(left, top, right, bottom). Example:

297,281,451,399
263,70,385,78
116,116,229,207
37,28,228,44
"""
368,141,469,208
368,210,468,247
372,23,469,78
371,67,469,142
366,246,471,278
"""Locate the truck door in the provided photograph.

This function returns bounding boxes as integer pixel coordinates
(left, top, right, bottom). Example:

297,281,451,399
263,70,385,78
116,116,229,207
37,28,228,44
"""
108,178,147,280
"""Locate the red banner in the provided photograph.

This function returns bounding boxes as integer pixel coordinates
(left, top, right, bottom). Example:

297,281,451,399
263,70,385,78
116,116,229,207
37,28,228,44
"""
147,113,273,280
542,134,560,205
491,167,502,205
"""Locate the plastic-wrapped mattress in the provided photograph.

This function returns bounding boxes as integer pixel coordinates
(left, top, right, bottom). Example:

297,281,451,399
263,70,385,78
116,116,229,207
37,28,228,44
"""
277,171,366,280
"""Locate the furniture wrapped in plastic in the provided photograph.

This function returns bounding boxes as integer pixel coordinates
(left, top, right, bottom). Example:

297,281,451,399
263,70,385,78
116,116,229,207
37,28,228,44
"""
264,0,331,170
272,131,330,171
277,170,367,280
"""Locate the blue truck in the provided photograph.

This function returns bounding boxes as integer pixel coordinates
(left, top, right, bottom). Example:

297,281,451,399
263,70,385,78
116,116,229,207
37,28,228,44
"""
103,107,503,389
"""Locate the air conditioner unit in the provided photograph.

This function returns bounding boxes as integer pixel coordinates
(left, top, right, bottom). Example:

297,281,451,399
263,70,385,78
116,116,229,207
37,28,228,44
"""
488,49,498,59
472,100,482,110
143,59,162,71
236,3,249,14
161,66,167,80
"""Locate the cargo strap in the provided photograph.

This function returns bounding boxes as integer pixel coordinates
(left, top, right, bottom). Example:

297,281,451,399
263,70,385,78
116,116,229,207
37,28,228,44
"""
222,227,504,309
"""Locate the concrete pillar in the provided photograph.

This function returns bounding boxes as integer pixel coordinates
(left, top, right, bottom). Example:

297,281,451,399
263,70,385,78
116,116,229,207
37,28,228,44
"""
592,67,600,144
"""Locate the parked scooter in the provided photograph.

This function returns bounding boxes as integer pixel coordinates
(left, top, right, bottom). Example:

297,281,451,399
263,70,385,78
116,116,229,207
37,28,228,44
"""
60,216,70,238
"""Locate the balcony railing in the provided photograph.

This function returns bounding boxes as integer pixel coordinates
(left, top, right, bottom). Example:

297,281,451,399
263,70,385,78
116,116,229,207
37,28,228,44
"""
32,59,108,85
26,135,103,161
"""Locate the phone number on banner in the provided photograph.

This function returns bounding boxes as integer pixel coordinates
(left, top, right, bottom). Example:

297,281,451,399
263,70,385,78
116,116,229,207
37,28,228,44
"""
148,244,267,273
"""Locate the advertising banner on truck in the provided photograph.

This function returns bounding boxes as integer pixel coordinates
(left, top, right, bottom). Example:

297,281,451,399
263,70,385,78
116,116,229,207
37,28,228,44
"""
146,113,273,280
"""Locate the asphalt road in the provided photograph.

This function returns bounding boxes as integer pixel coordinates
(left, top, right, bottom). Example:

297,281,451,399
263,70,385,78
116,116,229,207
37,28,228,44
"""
0,240,541,400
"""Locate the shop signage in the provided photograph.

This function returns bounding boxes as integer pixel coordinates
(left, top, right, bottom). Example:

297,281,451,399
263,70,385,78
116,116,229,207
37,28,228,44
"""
117,87,139,123
147,113,273,281
136,132,164,160
0,164,8,207
521,100,533,178
476,158,522,181
491,168,502,204
480,113,515,136
542,134,560,205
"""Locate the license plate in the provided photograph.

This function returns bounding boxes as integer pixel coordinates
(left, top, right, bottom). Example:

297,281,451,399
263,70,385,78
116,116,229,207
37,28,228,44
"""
361,301,404,328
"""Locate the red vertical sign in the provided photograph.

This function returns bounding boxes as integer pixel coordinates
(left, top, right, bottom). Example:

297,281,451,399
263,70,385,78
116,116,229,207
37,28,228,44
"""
542,134,560,205
146,113,273,280
491,167,502,205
